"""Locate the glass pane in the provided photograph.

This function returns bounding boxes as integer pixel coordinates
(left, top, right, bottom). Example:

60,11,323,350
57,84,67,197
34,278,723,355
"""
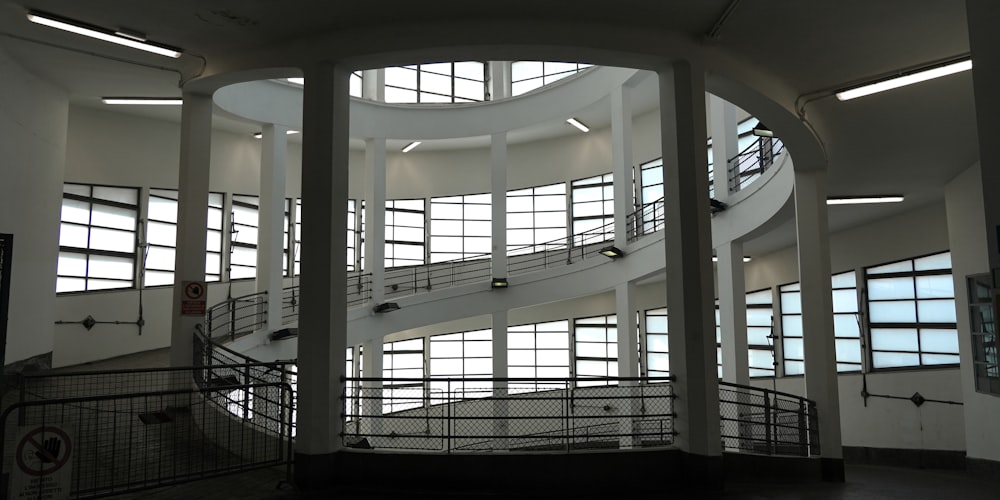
835,339,862,363
831,289,858,312
917,299,957,323
868,260,913,275
146,220,176,247
537,350,568,366
511,61,543,81
783,338,804,360
148,195,177,223
833,315,861,338
915,275,954,299
868,277,915,300
88,254,133,280
91,204,136,231
831,271,856,288
782,316,803,338
57,253,87,277
919,329,959,354
59,223,89,248
914,252,951,271
385,86,417,103
454,61,484,80
871,328,918,351
385,66,417,89
61,199,91,224
90,227,135,253
869,301,916,323
780,291,801,314
93,186,137,205
873,352,920,368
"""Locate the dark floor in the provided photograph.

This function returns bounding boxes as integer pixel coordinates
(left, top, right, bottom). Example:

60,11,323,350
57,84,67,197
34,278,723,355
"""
105,463,996,499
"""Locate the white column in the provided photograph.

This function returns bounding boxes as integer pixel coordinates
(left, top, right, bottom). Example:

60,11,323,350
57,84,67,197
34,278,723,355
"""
295,62,350,487
491,133,508,276
615,282,638,448
257,124,288,332
170,92,212,367
659,61,721,463
489,62,512,101
794,168,843,480
361,338,384,443
611,85,634,248
364,138,387,303
361,68,384,101
492,310,509,449
717,241,748,384
709,94,738,200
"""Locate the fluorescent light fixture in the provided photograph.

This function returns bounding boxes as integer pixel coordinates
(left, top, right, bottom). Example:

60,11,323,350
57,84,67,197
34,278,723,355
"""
27,11,182,58
253,130,300,139
566,118,590,133
102,97,182,105
402,141,422,153
287,77,305,85
835,59,971,101
712,256,752,263
827,196,904,205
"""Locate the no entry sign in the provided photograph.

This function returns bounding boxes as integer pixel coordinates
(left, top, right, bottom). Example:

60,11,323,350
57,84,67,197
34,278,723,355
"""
10,425,74,499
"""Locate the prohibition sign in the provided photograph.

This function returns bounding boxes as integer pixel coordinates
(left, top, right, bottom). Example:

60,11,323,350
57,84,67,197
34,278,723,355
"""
15,426,72,476
184,281,205,300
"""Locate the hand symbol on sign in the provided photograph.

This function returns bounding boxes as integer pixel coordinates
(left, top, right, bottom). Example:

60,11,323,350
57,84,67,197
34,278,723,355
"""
35,437,61,463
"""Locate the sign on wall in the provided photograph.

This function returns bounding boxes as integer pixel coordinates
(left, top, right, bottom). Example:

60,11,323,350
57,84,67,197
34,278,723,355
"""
181,280,207,316
9,424,74,500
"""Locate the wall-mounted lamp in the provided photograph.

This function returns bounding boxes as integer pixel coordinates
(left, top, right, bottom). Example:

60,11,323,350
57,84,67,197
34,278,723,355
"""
752,122,773,137
599,246,625,259
373,302,400,313
710,199,728,214
491,277,509,289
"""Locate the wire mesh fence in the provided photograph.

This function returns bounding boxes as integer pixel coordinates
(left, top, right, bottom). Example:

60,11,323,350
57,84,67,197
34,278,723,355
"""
342,377,675,453
2,366,293,499
718,381,817,457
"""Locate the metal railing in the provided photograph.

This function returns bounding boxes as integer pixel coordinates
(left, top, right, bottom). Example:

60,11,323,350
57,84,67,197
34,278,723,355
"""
341,377,675,453
728,136,785,194
718,381,818,457
3,365,294,499
205,291,267,342
626,197,665,242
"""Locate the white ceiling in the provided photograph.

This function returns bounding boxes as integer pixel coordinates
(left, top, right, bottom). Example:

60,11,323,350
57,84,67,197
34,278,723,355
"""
0,0,980,257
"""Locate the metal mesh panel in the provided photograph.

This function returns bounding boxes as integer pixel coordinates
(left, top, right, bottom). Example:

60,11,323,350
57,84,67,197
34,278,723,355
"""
343,377,675,453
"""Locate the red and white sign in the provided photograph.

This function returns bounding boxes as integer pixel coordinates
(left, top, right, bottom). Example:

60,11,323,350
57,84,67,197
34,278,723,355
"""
182,280,207,316
10,425,74,499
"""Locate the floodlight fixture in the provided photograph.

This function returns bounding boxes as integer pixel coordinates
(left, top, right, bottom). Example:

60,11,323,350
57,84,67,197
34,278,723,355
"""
373,302,401,313
599,246,625,259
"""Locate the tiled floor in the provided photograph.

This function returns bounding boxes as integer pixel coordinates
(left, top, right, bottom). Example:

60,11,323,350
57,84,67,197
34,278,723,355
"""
7,348,999,499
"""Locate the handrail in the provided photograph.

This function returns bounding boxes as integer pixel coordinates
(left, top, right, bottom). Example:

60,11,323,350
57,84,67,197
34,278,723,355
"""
728,136,785,194
717,380,819,457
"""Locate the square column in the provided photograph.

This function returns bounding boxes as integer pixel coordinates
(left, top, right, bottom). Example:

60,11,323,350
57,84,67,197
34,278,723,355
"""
361,338,384,444
611,85,634,248
491,310,509,450
170,91,212,368
364,138,387,303
793,168,843,481
659,61,722,469
491,133,508,275
709,95,738,200
295,62,350,489
257,124,288,332
717,241,748,384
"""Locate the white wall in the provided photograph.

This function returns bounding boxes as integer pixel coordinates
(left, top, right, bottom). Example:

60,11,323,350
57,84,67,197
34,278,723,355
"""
945,162,1000,463
0,49,66,365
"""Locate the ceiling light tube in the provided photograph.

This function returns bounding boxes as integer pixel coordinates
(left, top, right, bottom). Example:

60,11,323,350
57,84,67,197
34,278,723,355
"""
835,59,971,101
712,256,752,263
253,130,300,139
102,97,182,105
567,118,590,133
27,11,182,58
827,196,904,205
402,141,422,153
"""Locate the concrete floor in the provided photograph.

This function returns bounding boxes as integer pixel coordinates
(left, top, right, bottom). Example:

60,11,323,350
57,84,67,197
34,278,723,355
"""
7,348,999,499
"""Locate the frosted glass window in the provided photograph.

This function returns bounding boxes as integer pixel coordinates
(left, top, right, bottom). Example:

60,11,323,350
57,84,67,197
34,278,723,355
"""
57,183,138,292
574,314,618,386
430,193,491,263
745,289,775,377
866,252,957,369
385,199,426,268
385,62,485,103
508,320,570,393
511,61,591,96
383,338,425,413
645,308,670,379
229,195,259,280
506,183,567,254
571,173,614,243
